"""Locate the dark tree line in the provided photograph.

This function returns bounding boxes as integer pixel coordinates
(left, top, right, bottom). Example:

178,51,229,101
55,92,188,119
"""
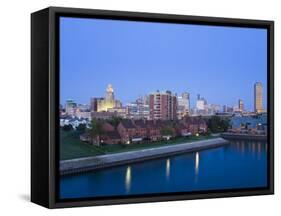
207,116,230,133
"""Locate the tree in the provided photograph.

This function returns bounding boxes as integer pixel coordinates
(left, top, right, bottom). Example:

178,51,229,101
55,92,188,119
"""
90,119,104,146
220,118,230,132
62,124,72,131
76,123,86,132
161,126,174,137
108,116,123,129
207,116,229,133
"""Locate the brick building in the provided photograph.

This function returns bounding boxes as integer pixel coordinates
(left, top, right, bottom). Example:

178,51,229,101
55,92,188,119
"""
149,90,177,120
81,117,208,145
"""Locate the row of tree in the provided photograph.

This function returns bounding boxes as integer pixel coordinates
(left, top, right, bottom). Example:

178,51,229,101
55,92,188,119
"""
62,116,230,145
207,116,230,133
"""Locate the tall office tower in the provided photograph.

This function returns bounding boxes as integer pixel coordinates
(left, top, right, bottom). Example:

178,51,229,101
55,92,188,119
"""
177,92,190,119
142,95,149,105
182,92,190,112
65,99,77,116
149,90,177,120
90,97,102,112
105,84,114,101
223,105,227,113
196,98,205,110
95,84,116,112
238,99,244,112
254,82,263,113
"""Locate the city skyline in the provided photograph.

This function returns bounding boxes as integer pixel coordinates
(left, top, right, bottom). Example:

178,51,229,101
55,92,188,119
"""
61,82,265,113
60,17,267,111
61,82,262,115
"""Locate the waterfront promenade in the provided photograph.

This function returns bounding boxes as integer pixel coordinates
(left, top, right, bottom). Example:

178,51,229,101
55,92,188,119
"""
60,137,229,175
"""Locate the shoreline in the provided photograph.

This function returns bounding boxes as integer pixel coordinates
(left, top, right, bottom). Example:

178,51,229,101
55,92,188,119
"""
221,132,267,141
60,137,229,176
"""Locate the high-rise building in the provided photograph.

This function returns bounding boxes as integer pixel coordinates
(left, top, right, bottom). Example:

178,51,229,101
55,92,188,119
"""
223,105,234,113
90,97,103,112
196,100,205,110
105,84,114,101
90,84,119,112
177,92,190,119
238,99,244,112
196,95,206,111
223,105,227,113
126,101,150,120
208,104,221,114
142,95,149,105
149,90,177,120
97,84,115,111
233,105,240,113
65,99,77,116
114,100,122,108
254,82,263,113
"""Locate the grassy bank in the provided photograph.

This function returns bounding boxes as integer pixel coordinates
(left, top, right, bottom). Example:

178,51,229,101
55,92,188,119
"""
60,129,216,160
60,130,104,160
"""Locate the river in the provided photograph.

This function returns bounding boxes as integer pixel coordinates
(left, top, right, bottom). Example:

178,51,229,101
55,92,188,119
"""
60,139,267,199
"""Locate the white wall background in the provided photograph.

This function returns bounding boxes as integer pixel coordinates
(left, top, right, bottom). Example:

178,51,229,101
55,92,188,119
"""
0,0,279,214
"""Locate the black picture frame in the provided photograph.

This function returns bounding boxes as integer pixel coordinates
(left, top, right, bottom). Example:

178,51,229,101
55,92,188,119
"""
31,6,274,208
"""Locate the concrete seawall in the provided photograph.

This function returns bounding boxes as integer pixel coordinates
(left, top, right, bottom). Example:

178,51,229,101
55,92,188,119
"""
60,138,229,175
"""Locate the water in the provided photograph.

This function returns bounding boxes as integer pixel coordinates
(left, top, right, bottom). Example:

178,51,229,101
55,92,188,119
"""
60,140,268,199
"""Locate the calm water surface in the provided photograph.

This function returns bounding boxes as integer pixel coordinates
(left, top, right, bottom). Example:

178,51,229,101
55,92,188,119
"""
60,140,267,199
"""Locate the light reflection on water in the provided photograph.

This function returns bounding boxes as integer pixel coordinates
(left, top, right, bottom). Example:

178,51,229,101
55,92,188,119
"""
258,142,261,159
241,141,245,154
166,159,170,180
125,166,131,193
194,152,200,183
195,152,200,175
60,140,268,199
234,140,266,159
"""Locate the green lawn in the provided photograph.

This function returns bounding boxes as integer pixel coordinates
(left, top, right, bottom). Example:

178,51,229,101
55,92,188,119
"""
60,130,105,160
60,129,216,160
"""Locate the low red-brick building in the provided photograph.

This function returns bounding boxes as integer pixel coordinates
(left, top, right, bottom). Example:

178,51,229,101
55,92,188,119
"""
134,120,148,138
102,122,115,132
175,122,191,136
100,130,121,145
82,117,208,145
80,122,121,145
145,120,162,141
117,120,137,143
181,117,208,135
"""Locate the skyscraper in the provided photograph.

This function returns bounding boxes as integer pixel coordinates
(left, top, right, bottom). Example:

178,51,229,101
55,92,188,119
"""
65,99,77,116
177,92,190,119
196,95,206,110
90,97,103,112
149,90,177,120
238,99,244,112
96,84,116,112
105,84,114,101
254,82,263,113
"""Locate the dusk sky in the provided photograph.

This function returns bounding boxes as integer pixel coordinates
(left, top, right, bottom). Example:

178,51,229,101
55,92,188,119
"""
60,17,267,111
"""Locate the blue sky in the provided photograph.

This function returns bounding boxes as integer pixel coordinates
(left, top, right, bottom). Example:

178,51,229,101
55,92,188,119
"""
60,17,267,111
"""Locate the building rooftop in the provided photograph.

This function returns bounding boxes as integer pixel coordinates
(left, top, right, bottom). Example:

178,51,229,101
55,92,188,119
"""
134,119,146,128
120,120,136,129
103,130,121,140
